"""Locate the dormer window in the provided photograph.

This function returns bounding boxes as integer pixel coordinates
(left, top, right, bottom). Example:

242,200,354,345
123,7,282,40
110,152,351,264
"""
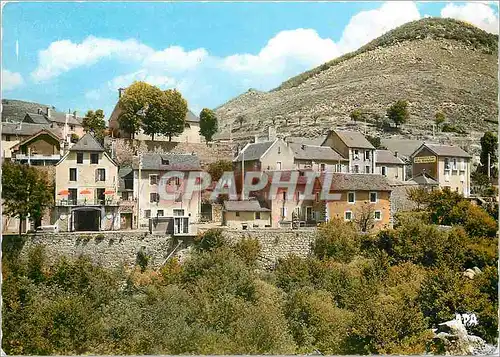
161,158,170,165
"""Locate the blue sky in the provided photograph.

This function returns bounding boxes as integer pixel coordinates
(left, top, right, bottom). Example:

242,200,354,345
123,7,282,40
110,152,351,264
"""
2,1,498,120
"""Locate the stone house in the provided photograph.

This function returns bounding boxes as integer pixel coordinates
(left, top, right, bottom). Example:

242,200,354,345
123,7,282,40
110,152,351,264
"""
321,130,376,174
288,143,349,172
132,152,202,233
53,133,120,232
323,173,392,232
375,149,406,180
107,88,202,143
411,143,472,197
233,138,295,172
222,200,272,229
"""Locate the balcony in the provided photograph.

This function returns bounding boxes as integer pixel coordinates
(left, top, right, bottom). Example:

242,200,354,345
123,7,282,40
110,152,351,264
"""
56,198,119,207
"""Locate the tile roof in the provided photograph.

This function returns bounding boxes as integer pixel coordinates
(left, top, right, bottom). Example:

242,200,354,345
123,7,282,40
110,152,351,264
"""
186,110,200,123
136,153,201,171
234,141,274,162
380,138,424,159
408,172,439,186
375,149,405,165
224,200,270,212
25,113,49,124
69,133,105,152
286,136,326,146
289,143,347,161
332,130,375,149
1,122,63,137
321,173,392,191
418,143,472,158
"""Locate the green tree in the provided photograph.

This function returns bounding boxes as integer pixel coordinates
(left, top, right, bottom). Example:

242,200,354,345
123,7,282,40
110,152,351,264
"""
350,109,362,122
386,100,409,128
117,81,156,139
207,160,233,182
159,89,188,141
82,109,106,141
141,85,168,141
313,219,360,262
478,131,498,178
434,112,445,130
2,162,53,236
199,108,218,143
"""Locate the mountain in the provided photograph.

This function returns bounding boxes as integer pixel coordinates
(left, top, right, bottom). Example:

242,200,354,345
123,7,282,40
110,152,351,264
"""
214,18,498,148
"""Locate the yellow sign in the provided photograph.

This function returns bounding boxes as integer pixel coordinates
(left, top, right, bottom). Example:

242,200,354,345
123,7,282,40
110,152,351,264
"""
414,156,436,164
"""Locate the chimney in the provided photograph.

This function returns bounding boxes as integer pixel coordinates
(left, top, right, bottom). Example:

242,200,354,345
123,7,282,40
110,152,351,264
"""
301,144,306,150
73,111,77,119
118,88,125,98
394,151,398,158
254,135,259,143
46,107,51,118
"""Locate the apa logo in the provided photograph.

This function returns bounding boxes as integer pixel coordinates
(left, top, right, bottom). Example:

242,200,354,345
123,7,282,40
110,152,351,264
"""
455,313,478,327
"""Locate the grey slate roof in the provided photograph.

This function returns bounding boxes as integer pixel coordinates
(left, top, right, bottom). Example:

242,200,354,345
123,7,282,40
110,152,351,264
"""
1,99,83,126
289,143,347,161
186,110,200,123
381,138,424,159
136,153,201,171
25,113,49,124
408,172,439,186
224,200,270,212
286,136,326,146
333,130,375,149
322,173,392,191
418,143,472,158
375,150,405,165
118,167,134,191
234,141,274,162
1,122,63,137
69,133,105,152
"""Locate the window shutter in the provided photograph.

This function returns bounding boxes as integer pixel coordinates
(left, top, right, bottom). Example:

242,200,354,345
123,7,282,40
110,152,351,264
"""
95,169,98,182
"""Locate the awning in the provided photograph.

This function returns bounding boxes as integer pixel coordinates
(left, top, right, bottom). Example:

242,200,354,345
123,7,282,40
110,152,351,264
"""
58,189,69,196
104,190,115,195
80,189,92,195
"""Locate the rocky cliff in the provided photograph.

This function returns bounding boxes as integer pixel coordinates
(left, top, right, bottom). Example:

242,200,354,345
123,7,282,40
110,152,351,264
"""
214,18,498,149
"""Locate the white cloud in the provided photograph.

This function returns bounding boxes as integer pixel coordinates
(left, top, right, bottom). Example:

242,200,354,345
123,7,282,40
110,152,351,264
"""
222,28,339,74
441,2,499,34
338,1,421,52
2,69,24,90
144,46,208,72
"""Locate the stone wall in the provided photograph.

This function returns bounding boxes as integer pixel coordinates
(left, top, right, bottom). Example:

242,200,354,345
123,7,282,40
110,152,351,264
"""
221,228,316,267
3,231,175,269
390,182,419,225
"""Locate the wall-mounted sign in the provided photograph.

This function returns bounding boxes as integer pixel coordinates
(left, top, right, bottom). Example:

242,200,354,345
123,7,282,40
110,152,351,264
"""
414,156,436,164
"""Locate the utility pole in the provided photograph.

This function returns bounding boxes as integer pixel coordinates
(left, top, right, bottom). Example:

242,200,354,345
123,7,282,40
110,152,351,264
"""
136,152,142,229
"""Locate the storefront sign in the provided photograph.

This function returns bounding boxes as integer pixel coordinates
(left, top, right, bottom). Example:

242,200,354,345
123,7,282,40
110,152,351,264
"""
414,156,436,164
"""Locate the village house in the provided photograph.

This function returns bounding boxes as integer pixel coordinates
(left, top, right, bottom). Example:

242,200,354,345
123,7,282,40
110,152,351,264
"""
321,130,376,174
288,143,348,172
53,133,120,232
132,152,202,234
323,173,392,232
381,138,424,178
411,143,472,196
108,88,202,143
375,149,406,180
9,129,64,166
233,138,295,172
222,199,271,229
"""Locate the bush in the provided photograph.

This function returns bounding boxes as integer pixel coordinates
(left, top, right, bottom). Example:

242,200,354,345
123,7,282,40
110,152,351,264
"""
136,249,150,272
275,255,312,293
234,237,261,266
313,219,360,262
194,229,226,252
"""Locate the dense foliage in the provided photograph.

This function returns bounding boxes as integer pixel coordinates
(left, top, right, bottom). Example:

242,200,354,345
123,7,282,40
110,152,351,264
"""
3,200,498,354
82,109,106,142
199,108,218,143
386,100,409,128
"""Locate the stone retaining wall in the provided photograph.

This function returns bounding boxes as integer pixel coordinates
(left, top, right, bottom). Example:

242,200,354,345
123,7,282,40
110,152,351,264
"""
3,231,174,269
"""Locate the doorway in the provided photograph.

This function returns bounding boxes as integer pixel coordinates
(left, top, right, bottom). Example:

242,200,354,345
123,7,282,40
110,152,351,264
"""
74,209,100,231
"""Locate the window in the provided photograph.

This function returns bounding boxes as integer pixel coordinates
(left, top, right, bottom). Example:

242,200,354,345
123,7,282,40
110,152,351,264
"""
348,192,355,203
236,211,240,217
96,168,106,182
282,191,287,201
69,168,77,181
370,192,377,203
315,192,320,202
255,212,261,219
76,152,83,164
354,149,359,159
345,211,353,221
278,146,281,154
354,165,359,173
145,210,151,218
149,174,159,186
150,192,159,203
365,150,370,160
157,210,164,217
281,206,287,218
276,161,282,170
452,158,457,170
374,211,382,220
460,159,466,171
444,158,450,170
90,153,99,164
5,135,11,141
320,163,325,171
381,166,387,176
365,165,370,174
173,209,185,216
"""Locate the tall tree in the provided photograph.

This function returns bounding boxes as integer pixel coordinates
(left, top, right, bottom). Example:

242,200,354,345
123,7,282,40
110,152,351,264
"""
141,86,166,141
2,162,53,236
117,82,157,139
199,108,218,143
386,100,409,128
159,89,188,141
82,109,106,142
478,131,498,178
